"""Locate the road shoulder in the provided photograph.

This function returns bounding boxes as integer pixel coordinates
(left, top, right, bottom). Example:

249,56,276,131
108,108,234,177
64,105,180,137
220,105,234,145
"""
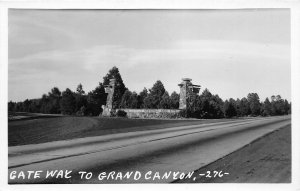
175,124,291,183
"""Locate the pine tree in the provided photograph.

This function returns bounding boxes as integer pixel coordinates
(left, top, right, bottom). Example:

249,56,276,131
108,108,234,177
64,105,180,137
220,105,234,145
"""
239,97,250,116
75,84,87,113
144,80,166,109
247,93,261,116
86,83,106,115
120,90,132,109
129,92,138,109
159,91,171,109
137,88,148,108
262,97,272,116
224,99,237,118
48,87,62,114
170,91,180,109
60,88,76,115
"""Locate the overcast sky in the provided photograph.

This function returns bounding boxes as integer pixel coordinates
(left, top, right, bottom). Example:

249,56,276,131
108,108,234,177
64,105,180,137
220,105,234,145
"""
8,9,290,102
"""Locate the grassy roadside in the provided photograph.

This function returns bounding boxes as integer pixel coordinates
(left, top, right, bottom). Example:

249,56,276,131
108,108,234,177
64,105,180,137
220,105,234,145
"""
8,115,245,146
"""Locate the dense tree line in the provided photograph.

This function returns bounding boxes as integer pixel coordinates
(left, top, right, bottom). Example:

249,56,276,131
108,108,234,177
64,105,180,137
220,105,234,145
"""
8,66,291,118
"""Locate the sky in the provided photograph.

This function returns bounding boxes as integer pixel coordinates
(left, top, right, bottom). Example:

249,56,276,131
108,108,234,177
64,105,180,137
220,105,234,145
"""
8,9,291,102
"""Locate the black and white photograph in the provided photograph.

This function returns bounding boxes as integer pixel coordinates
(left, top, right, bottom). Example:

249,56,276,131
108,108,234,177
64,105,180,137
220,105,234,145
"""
1,1,299,189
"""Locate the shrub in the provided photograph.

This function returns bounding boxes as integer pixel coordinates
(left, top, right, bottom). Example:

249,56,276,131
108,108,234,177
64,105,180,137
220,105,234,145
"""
76,106,86,116
109,109,117,117
116,110,127,117
179,109,191,118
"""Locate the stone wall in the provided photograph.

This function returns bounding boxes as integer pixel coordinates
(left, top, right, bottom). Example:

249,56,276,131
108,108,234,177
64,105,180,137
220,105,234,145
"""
116,109,181,118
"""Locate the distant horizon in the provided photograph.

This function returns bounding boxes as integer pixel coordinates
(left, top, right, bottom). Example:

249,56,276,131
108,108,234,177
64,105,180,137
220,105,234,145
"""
8,9,291,102
8,67,291,103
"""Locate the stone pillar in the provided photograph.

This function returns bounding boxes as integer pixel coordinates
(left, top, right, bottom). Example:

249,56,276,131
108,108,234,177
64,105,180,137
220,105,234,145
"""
101,78,116,116
178,78,201,110
104,78,116,109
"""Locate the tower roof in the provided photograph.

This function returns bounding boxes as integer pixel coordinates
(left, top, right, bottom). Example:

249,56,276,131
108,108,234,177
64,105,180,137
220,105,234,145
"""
182,78,192,82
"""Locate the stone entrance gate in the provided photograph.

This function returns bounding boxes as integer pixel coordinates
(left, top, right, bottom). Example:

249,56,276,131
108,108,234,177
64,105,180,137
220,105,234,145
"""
101,78,200,118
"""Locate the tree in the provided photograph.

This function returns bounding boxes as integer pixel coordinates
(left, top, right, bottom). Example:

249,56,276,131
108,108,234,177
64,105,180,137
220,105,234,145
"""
48,87,62,114
14,102,23,112
212,94,225,118
129,92,138,108
8,101,16,112
49,87,61,97
284,99,291,114
170,91,180,109
198,88,212,118
262,97,272,116
35,87,62,114
159,91,171,109
22,99,32,112
235,98,241,116
137,88,148,108
144,80,166,109
120,90,139,109
74,84,87,113
224,99,237,118
197,89,224,119
40,94,51,113
86,83,106,115
28,99,40,113
103,66,127,109
76,106,86,116
239,97,250,116
270,95,286,115
143,94,152,109
60,88,76,115
120,90,133,109
189,94,202,118
247,93,261,116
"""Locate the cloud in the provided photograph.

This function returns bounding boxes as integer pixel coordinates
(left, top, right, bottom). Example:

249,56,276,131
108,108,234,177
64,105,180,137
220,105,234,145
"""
8,9,291,102
9,12,79,41
9,39,290,78
8,39,290,101
129,40,290,64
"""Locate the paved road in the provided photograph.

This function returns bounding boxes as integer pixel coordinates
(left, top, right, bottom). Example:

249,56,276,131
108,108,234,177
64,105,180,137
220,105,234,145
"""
8,116,291,184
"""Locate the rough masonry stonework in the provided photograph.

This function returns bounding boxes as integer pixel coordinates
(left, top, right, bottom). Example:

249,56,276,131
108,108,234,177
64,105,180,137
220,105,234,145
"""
101,78,200,118
102,78,116,116
178,78,201,110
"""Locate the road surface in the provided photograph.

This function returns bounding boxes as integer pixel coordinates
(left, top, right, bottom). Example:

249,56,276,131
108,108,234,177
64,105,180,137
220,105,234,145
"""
8,116,291,184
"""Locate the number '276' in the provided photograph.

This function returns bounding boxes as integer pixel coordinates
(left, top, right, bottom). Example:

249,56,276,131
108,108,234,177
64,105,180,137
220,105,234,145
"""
203,171,229,178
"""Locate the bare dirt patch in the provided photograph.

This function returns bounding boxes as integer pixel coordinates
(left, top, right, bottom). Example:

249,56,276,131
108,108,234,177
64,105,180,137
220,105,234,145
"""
175,125,291,183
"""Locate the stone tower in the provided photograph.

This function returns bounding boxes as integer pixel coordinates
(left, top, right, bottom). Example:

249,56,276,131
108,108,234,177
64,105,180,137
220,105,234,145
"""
178,78,201,109
104,78,116,109
101,78,116,116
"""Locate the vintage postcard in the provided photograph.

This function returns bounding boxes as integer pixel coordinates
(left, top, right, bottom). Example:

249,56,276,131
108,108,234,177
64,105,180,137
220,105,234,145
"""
0,1,299,191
